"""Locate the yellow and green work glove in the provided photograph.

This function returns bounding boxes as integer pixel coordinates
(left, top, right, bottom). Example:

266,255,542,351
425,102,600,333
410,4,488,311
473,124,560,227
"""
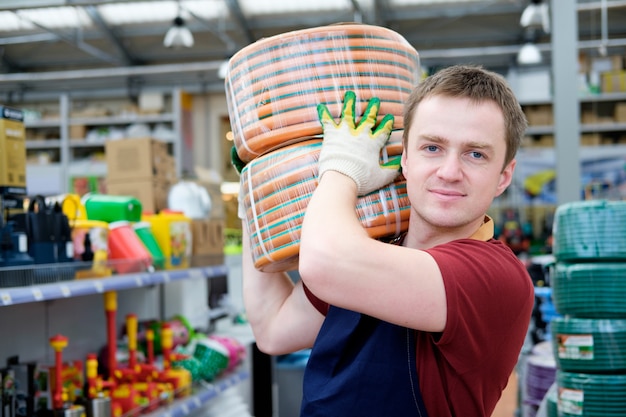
317,91,400,196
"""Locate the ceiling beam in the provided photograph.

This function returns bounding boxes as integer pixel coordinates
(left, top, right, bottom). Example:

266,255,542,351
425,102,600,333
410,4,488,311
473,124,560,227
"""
0,59,225,83
83,5,136,65
373,0,391,27
14,10,124,65
181,5,239,54
0,0,171,10
224,0,255,44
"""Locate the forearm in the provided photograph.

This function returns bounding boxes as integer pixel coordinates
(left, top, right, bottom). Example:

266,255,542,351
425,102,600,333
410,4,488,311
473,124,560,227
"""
241,224,322,354
241,224,293,345
299,171,370,289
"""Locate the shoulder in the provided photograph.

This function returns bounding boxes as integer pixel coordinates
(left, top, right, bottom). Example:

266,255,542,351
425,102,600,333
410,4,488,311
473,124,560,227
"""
425,238,534,308
426,238,526,274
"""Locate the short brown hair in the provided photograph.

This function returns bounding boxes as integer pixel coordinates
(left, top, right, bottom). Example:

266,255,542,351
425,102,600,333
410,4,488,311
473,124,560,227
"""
402,65,527,168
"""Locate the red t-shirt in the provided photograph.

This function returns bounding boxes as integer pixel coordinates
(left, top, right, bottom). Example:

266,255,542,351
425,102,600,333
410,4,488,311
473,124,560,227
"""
304,238,534,416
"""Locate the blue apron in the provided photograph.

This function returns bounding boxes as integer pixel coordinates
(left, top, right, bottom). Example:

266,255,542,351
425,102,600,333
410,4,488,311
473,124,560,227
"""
301,306,429,416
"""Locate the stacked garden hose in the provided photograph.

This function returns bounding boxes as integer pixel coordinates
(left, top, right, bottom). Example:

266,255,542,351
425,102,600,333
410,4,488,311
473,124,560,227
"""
225,23,420,272
240,139,409,272
551,317,626,373
547,200,626,416
556,371,626,417
225,23,420,163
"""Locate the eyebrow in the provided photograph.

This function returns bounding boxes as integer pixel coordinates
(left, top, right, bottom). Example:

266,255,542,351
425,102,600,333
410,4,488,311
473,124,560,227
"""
419,134,495,153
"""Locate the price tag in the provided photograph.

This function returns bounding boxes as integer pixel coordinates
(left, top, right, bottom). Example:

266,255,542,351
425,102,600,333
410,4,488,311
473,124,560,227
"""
163,273,171,283
94,281,104,293
32,288,43,301
60,285,71,298
0,292,12,305
135,276,143,287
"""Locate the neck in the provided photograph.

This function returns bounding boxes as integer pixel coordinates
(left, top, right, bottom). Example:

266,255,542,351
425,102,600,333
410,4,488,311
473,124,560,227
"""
403,215,487,249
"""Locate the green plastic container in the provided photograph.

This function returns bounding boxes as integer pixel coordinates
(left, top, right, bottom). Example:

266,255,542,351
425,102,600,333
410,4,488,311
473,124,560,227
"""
133,221,165,270
83,194,142,223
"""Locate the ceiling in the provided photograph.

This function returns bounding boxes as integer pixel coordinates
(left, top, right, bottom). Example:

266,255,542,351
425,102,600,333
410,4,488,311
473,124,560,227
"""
0,0,626,100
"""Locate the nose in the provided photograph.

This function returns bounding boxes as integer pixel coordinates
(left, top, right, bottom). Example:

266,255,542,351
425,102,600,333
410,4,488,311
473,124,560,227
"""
436,154,463,182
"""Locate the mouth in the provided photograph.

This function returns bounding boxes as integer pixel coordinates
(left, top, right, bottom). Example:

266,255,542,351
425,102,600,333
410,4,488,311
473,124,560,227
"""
429,188,466,200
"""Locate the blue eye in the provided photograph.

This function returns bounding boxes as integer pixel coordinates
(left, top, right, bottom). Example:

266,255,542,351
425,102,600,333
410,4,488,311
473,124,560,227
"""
470,151,484,159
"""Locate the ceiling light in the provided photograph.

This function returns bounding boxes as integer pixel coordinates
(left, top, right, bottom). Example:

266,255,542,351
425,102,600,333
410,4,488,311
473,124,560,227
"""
517,43,542,65
163,16,194,48
520,1,550,33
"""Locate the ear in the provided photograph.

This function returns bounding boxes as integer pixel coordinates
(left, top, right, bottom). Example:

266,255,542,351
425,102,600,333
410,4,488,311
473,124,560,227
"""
495,159,516,197
401,149,408,175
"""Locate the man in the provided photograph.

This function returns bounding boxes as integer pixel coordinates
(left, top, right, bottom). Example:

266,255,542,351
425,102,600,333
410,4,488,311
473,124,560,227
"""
242,65,534,416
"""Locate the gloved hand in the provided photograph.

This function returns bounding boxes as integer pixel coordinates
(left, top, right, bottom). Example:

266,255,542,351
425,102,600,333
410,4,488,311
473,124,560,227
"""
317,90,400,196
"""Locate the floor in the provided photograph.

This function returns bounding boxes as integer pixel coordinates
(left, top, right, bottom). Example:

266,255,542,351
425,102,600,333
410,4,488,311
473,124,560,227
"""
491,372,519,417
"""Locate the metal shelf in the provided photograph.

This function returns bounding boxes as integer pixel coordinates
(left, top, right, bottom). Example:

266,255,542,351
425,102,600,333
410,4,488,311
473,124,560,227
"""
69,113,174,126
25,139,62,149
24,119,61,128
145,369,250,417
526,122,626,136
0,265,228,307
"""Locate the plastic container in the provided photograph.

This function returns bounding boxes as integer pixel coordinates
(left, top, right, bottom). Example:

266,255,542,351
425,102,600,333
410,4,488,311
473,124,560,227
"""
108,221,152,274
83,194,143,223
133,221,165,270
143,210,192,270
72,219,108,261
62,193,87,221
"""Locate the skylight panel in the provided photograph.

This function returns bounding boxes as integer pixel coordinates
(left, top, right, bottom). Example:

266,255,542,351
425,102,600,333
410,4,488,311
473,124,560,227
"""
0,11,35,31
99,0,227,25
239,0,354,15
16,6,92,30
98,1,179,25
389,0,509,5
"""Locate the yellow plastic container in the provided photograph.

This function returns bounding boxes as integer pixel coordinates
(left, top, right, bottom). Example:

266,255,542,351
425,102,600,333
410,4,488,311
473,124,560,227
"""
72,219,112,278
143,210,192,269
62,193,87,221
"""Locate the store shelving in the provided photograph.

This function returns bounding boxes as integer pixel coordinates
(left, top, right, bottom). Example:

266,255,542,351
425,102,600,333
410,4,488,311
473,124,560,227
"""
0,262,254,416
0,265,227,306
22,89,183,195
144,369,250,417
522,91,626,143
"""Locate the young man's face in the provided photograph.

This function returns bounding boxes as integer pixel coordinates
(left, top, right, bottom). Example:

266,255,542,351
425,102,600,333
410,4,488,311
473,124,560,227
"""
401,94,515,230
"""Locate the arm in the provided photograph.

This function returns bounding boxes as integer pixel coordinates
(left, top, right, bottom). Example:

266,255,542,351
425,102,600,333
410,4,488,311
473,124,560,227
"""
241,224,324,355
299,172,447,332
299,93,447,332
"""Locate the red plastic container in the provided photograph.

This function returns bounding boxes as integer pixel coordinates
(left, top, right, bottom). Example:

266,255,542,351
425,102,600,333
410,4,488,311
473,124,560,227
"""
108,221,152,274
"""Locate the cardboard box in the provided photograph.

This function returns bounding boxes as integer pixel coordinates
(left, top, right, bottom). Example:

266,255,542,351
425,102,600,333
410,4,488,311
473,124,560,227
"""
525,105,553,126
106,178,169,214
602,70,626,93
191,218,224,256
69,124,86,139
581,133,602,146
190,218,225,267
614,102,626,122
0,105,27,195
105,137,171,182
